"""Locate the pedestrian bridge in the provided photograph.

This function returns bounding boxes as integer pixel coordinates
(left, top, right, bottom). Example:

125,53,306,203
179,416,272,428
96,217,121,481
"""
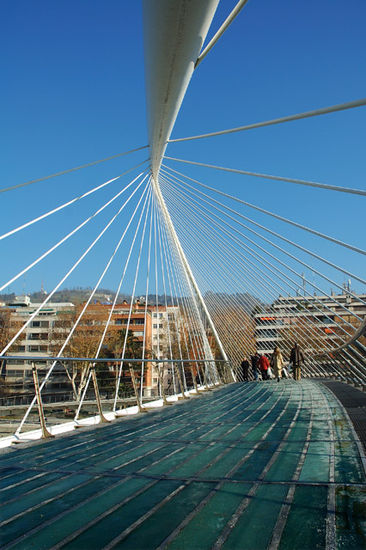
1,380,365,549
1,2,366,548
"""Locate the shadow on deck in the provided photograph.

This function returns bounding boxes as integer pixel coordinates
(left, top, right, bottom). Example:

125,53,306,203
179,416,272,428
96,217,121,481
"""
0,380,365,549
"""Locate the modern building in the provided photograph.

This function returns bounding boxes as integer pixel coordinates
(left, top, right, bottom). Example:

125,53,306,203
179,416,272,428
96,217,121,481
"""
0,295,74,385
1,295,216,395
254,290,366,357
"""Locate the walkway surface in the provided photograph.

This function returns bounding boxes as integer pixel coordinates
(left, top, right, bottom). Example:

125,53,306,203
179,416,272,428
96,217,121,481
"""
1,380,366,549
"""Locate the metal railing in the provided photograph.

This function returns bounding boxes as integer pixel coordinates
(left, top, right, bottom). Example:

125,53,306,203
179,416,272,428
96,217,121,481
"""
0,355,234,444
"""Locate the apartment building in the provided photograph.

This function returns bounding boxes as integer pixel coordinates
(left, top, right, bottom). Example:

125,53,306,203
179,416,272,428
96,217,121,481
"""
1,295,193,395
1,295,74,382
254,290,366,357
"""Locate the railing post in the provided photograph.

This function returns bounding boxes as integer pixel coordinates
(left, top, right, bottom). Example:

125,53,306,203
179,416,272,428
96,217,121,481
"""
91,364,110,423
32,363,54,439
130,367,148,413
175,364,189,400
114,360,126,417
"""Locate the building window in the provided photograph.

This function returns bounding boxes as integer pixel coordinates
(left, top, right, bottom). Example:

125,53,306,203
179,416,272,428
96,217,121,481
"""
28,345,40,352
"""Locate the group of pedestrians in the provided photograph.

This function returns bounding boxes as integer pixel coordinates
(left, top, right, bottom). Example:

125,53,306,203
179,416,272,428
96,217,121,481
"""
241,343,305,382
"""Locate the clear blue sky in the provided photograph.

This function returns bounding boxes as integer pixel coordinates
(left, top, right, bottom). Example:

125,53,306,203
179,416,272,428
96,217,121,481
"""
1,0,365,298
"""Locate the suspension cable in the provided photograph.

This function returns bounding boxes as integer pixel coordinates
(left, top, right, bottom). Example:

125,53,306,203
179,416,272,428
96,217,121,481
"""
168,98,366,143
155,195,186,389
140,190,155,399
74,178,152,420
0,170,148,292
161,171,366,319
15,177,150,435
161,176,361,351
2,173,148,355
162,163,366,282
158,212,208,378
113,187,153,411
158,198,240,379
154,196,176,394
162,166,366,308
0,159,148,241
162,176,362,349
164,156,366,197
161,179,345,360
1,145,149,194
157,207,201,384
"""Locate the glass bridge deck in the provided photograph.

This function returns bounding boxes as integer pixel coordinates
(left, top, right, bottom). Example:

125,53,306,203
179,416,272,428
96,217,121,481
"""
1,380,365,549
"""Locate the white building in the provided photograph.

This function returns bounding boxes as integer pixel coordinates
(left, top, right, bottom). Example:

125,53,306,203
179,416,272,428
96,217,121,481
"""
150,305,180,394
254,291,366,357
2,296,74,382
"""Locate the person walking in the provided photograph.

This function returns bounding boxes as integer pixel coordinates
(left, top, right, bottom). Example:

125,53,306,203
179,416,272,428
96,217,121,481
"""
241,357,250,381
258,354,270,380
270,347,284,382
290,343,305,380
250,353,260,381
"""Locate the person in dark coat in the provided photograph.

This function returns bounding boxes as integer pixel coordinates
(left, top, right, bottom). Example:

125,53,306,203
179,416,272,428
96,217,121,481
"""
290,343,305,380
258,354,270,380
241,357,250,381
250,353,260,381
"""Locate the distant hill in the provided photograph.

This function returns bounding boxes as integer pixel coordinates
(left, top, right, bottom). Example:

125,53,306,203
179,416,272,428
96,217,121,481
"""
1,289,265,312
204,291,267,314
0,288,129,305
0,288,176,306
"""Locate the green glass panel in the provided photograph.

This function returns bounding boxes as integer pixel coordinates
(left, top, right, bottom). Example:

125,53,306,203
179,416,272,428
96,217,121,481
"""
336,486,366,549
167,483,253,550
1,476,108,547
0,473,90,523
62,479,182,550
10,477,152,549
223,484,288,549
279,486,327,549
299,441,330,482
112,481,215,549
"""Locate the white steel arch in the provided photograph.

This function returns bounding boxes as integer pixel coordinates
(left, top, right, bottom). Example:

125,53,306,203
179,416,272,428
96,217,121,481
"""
142,0,231,371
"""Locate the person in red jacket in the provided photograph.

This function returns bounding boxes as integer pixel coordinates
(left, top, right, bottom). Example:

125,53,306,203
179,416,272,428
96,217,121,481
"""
258,354,270,380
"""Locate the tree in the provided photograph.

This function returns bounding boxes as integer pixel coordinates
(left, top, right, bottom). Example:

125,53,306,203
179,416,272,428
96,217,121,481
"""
50,309,111,400
0,309,12,354
0,309,21,381
49,309,148,400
